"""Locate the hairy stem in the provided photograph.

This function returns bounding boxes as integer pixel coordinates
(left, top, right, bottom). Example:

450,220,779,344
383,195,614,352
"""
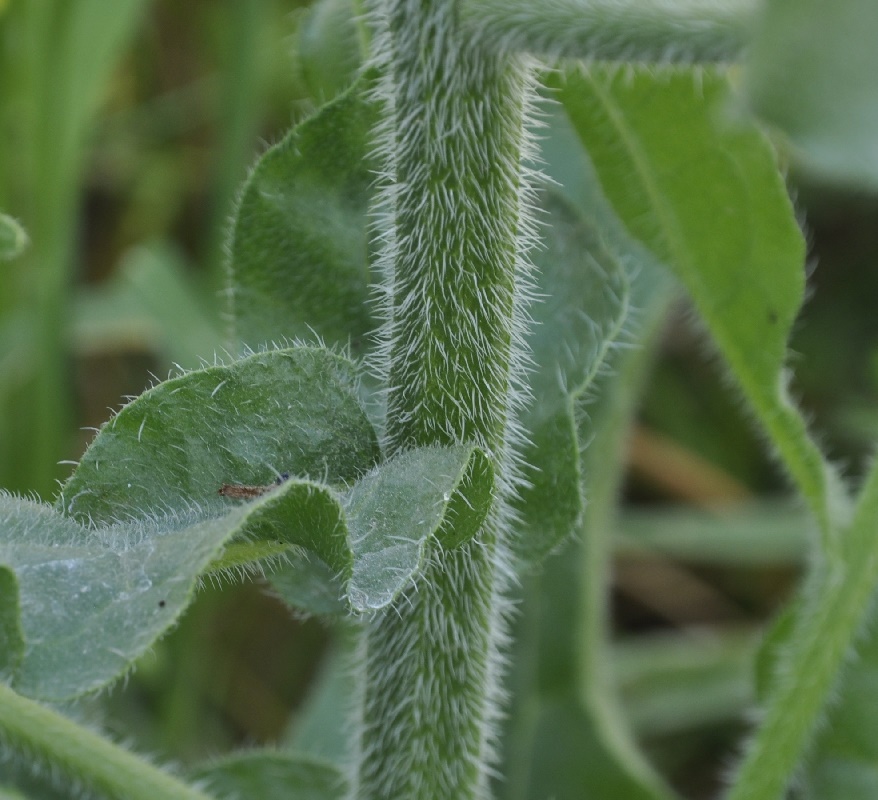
354,0,533,796
460,0,756,63
0,682,214,800
726,460,878,800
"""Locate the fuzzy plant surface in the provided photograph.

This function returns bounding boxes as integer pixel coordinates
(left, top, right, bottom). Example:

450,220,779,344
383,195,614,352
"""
3,0,878,799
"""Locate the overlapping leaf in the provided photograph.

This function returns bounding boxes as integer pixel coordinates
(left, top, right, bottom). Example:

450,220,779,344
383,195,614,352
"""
267,443,493,613
59,346,380,523
1,443,490,701
192,751,345,800
514,189,629,563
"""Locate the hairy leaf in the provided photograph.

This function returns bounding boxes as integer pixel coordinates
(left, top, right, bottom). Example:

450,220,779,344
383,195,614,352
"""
0,493,252,700
269,444,494,613
745,0,878,189
297,0,362,104
229,71,378,351
801,626,878,799
497,100,677,800
192,751,345,800
553,65,846,541
58,346,380,524
515,189,629,563
0,565,23,683
2,441,490,700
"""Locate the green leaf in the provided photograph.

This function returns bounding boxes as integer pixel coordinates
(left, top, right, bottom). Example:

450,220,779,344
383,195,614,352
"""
284,638,356,762
727,460,878,800
269,444,494,613
800,626,878,799
0,565,23,683
0,493,253,701
515,189,629,563
524,700,667,800
192,751,345,800
0,214,28,262
552,65,847,542
230,71,377,351
497,98,677,800
745,0,878,189
297,0,362,104
58,346,380,524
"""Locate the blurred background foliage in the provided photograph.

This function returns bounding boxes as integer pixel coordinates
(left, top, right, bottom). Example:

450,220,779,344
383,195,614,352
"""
1,1,877,797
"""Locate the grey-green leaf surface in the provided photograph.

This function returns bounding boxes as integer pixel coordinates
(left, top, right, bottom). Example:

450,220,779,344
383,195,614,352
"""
192,751,345,800
514,189,629,563
285,638,356,762
0,492,254,701
229,71,377,351
0,214,28,262
498,99,677,800
297,0,362,104
58,346,380,524
801,626,878,799
552,65,847,543
0,565,23,683
727,460,878,800
269,443,494,613
745,0,878,189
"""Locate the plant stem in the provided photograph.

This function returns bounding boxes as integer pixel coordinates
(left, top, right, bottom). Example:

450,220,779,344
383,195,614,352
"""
0,682,214,800
354,0,533,796
460,0,756,63
726,460,878,800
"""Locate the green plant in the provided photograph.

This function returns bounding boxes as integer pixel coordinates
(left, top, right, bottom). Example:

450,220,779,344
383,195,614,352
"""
2,1,878,799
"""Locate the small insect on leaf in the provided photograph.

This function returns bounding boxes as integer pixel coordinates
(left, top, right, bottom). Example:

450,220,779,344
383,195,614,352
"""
218,472,290,500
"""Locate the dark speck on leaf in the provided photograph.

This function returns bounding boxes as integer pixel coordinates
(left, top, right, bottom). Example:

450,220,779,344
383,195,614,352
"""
768,309,778,324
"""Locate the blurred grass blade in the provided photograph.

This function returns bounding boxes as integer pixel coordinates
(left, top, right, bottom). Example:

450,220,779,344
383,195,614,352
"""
72,242,222,370
0,0,149,497
297,0,363,103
